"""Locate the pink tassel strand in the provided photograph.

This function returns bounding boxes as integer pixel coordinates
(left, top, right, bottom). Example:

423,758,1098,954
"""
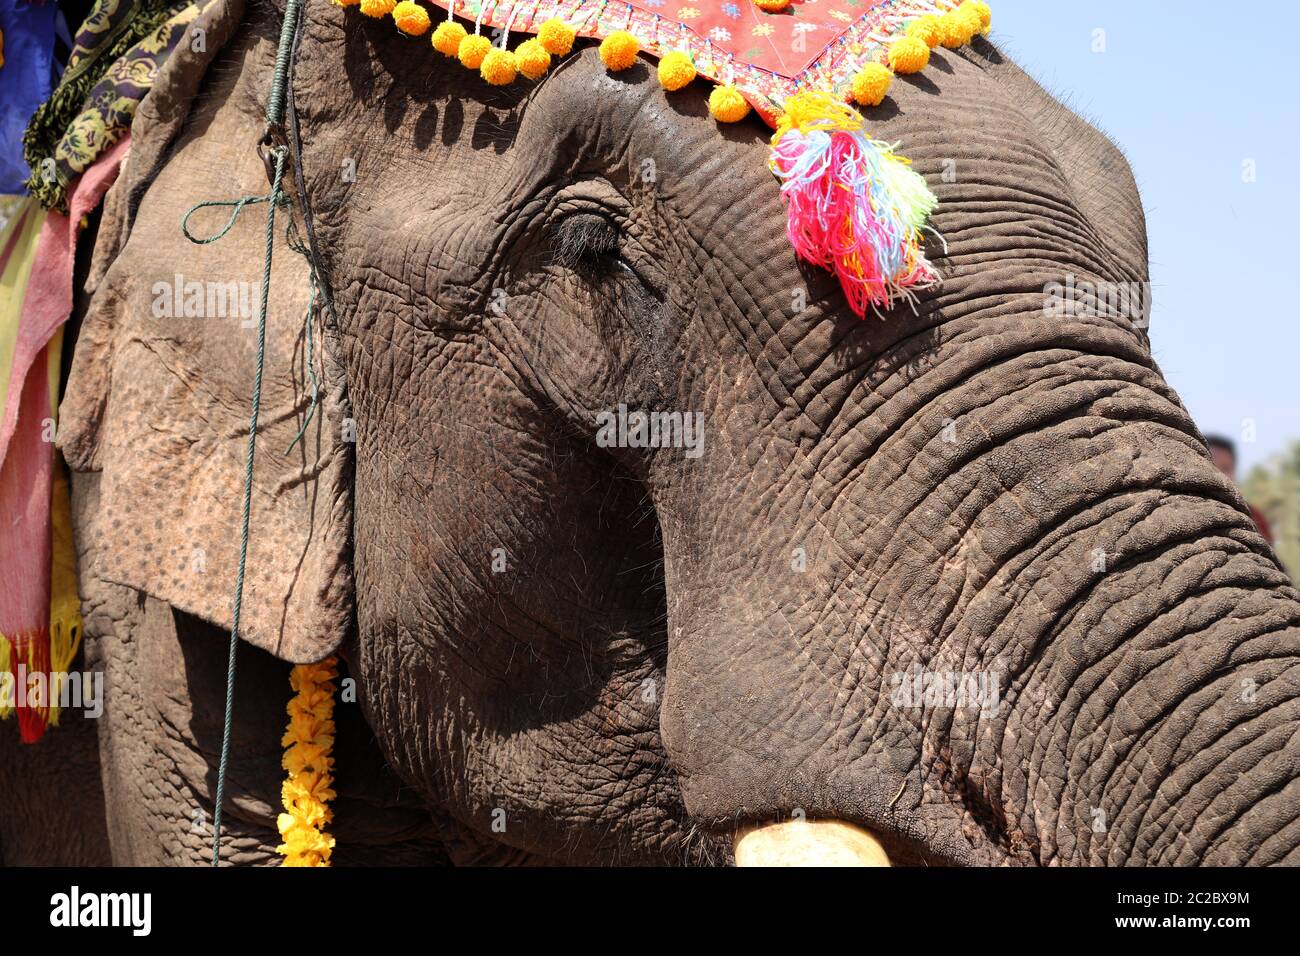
769,92,939,318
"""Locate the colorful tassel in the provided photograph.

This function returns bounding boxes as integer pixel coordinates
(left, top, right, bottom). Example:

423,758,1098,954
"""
1,632,52,742
769,91,938,317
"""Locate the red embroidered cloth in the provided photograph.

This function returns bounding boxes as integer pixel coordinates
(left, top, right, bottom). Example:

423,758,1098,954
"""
434,0,946,120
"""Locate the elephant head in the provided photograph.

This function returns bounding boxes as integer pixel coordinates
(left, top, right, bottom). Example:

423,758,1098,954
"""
59,0,1300,865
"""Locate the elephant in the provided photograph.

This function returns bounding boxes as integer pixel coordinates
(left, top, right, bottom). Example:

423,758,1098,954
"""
3,0,1298,866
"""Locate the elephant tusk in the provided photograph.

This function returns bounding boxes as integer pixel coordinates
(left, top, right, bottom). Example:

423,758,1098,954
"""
733,819,892,867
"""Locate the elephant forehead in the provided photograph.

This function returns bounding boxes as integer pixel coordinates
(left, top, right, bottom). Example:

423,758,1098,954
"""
296,4,1142,384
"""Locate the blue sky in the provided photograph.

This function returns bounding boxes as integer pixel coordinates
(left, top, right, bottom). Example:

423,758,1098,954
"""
988,0,1300,473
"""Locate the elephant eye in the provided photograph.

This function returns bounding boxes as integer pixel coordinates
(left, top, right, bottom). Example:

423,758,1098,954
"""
551,212,621,274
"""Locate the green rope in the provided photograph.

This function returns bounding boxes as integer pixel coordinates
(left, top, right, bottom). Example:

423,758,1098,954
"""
181,196,271,245
181,145,286,867
180,196,320,456
180,0,307,867
266,0,304,136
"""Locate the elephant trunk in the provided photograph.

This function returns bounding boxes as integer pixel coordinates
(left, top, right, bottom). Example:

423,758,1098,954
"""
1007,560,1300,866
655,311,1300,865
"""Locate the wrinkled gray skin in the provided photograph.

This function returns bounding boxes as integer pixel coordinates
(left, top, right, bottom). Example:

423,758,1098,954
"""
3,0,1298,866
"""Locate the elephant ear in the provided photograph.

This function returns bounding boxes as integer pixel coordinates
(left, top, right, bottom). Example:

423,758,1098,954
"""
59,0,352,663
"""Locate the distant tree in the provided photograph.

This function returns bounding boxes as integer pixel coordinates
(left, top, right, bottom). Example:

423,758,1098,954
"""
1243,441,1300,579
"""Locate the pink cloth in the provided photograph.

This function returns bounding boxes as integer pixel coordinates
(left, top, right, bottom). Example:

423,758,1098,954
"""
0,139,128,741
0,340,57,741
0,136,130,469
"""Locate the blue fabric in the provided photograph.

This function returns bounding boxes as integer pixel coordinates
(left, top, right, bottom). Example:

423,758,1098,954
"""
0,0,60,195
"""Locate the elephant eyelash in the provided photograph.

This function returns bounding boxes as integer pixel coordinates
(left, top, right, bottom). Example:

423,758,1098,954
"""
548,211,664,317
551,212,622,274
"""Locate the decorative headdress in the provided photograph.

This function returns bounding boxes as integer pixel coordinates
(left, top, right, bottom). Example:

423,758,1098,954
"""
334,0,991,317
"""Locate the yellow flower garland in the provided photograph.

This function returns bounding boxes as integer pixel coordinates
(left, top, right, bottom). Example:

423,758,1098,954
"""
275,657,338,867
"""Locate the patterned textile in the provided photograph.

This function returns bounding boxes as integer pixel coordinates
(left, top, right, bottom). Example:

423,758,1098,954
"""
432,0,949,121
22,0,208,209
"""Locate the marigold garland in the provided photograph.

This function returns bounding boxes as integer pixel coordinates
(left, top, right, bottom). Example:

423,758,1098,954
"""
275,656,339,867
481,48,518,85
938,4,980,48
